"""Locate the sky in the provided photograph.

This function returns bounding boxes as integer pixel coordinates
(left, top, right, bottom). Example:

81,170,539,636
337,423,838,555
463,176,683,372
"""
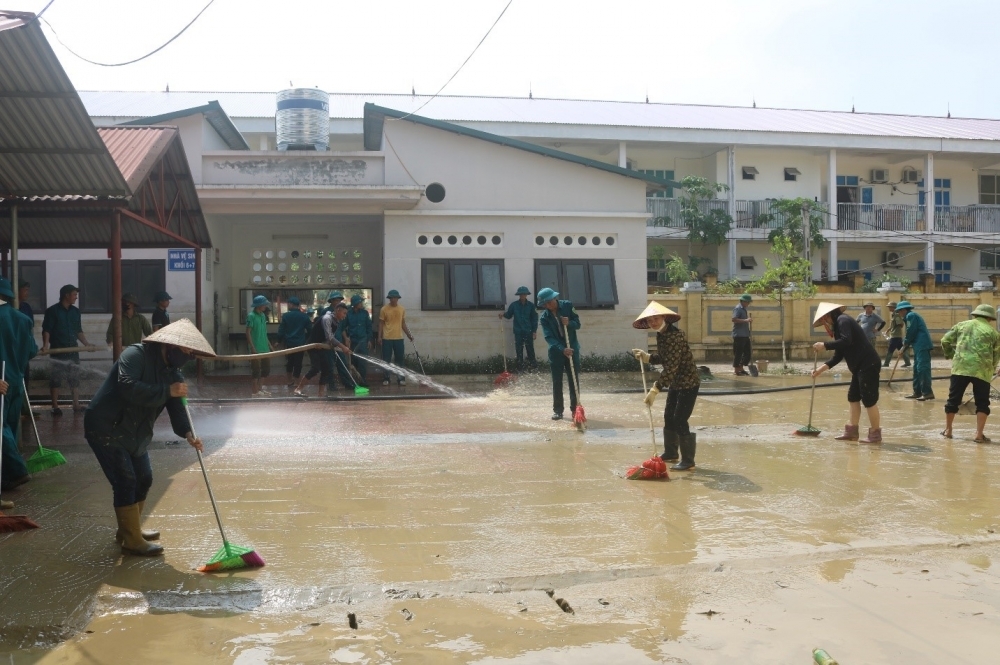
23,0,997,118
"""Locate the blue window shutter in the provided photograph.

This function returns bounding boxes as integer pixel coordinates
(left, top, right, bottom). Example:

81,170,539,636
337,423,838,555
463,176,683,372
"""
836,176,845,186
943,191,950,206
849,260,860,270
942,179,951,188
846,176,859,186
919,191,926,206
935,191,942,206
862,187,873,204
944,261,952,270
863,272,873,281
837,260,846,270
934,178,942,188
918,261,925,271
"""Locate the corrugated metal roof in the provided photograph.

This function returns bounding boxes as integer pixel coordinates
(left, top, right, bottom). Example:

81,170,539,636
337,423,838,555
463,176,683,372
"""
81,90,1000,143
0,13,129,197
97,126,176,192
119,100,250,150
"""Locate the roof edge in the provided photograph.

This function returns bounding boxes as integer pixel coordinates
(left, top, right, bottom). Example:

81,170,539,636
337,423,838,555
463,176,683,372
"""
118,100,250,150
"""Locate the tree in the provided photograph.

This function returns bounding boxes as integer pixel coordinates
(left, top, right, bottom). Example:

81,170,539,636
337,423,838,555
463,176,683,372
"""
652,176,732,275
763,198,825,255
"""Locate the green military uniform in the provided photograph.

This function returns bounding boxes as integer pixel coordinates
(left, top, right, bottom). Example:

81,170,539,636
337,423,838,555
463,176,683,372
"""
502,287,539,370
883,309,910,367
538,289,581,418
0,277,38,489
106,312,152,347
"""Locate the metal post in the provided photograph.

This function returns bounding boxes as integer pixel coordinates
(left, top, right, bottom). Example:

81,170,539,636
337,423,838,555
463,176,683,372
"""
10,205,17,309
111,211,123,360
827,150,838,280
195,247,203,383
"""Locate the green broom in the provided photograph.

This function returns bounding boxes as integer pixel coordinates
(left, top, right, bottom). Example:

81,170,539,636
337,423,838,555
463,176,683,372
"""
336,352,369,396
23,379,66,473
182,399,265,573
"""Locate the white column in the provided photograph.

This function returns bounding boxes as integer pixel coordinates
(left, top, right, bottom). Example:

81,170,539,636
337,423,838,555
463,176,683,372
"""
827,149,838,280
258,134,268,151
618,141,627,169
925,153,935,272
727,145,737,279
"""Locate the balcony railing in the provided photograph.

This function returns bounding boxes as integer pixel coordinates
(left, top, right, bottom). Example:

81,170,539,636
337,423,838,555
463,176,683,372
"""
649,198,1000,234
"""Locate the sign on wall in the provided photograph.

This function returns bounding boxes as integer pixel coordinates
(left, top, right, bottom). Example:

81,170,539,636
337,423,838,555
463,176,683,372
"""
168,249,197,271
249,247,363,286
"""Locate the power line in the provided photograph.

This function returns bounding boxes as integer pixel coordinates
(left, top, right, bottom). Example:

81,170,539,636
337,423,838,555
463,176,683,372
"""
394,0,514,121
39,0,217,67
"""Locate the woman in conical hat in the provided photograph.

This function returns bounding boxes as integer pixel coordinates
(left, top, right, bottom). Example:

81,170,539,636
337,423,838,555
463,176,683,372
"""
84,319,215,557
811,303,884,444
631,301,701,471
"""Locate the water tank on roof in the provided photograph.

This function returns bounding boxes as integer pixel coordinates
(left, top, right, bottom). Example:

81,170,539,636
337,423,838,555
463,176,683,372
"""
276,88,329,151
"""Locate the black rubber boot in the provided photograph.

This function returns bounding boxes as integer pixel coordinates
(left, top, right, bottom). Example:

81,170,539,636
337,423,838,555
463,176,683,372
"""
660,429,679,463
671,433,696,471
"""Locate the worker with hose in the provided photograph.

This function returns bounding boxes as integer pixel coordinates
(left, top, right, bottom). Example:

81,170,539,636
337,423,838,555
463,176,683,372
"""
500,286,539,371
810,302,884,444
84,319,213,556
632,302,701,471
537,288,581,421
940,304,1000,442
277,296,311,389
322,291,345,391
339,295,373,388
0,276,37,493
377,289,413,386
895,301,935,401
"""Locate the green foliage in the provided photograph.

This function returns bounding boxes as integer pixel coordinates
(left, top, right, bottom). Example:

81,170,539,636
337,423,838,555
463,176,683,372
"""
664,253,697,286
677,176,732,248
744,235,817,300
709,278,744,295
861,271,912,293
761,198,826,254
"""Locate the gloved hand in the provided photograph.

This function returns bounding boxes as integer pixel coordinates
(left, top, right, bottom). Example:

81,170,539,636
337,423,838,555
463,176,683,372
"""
632,349,650,363
643,385,660,407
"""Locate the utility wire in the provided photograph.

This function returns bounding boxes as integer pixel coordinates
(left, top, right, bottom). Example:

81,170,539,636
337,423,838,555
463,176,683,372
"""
39,0,216,67
394,0,513,121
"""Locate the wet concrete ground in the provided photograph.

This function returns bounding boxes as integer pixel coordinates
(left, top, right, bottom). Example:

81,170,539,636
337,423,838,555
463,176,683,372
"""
3,369,1000,664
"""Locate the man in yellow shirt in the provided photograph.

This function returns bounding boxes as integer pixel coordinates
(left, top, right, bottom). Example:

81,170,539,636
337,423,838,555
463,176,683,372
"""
377,289,413,386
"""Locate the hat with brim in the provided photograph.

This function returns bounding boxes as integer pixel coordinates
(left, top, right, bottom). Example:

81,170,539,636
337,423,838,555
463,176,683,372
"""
515,286,531,296
895,300,914,311
536,287,559,308
813,302,845,327
633,301,681,329
863,302,875,308
740,294,753,302
328,291,343,302
387,289,401,299
144,318,216,357
122,292,139,306
287,296,300,306
887,301,898,308
972,304,997,320
252,295,269,308
0,277,14,300
350,294,364,306
154,291,172,302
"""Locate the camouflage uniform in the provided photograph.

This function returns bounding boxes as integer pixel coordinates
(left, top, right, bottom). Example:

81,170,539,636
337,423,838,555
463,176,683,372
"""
941,317,1000,415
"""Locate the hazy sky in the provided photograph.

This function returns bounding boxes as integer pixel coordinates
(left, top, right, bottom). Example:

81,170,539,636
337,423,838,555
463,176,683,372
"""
25,0,995,118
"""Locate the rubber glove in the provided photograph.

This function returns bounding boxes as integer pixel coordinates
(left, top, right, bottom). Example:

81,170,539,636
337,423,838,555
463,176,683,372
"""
643,385,660,407
632,349,650,363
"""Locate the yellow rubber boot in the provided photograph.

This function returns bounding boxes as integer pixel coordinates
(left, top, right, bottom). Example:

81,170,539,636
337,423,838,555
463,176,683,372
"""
116,500,160,545
114,504,164,556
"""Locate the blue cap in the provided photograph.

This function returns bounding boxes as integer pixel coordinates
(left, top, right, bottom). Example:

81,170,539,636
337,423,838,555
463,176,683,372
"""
287,296,300,306
515,286,531,296
895,300,914,310
387,289,401,299
536,287,559,307
328,291,343,302
252,295,269,308
350,294,364,306
154,290,172,302
0,276,14,300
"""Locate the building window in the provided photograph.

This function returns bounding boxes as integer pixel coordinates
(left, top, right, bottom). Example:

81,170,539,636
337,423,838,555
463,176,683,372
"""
917,260,952,283
742,166,758,180
534,259,618,308
77,259,166,313
421,259,505,310
982,248,1000,271
918,179,951,207
739,256,757,270
784,168,800,182
15,260,46,313
638,169,674,198
981,175,1000,204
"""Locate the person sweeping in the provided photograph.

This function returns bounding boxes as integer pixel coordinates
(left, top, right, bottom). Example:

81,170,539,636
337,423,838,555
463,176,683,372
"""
632,302,701,471
811,302,884,444
538,288,581,421
883,302,911,369
499,286,539,371
85,319,214,556
0,277,37,493
277,296,311,388
894,301,934,401
940,304,1000,442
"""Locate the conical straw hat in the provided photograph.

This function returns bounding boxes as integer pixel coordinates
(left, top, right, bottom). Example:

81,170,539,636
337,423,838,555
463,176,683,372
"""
633,301,681,329
812,302,845,327
144,318,216,357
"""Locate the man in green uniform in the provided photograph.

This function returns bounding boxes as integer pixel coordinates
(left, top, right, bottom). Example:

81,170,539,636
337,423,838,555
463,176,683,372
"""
277,296,311,388
42,284,91,415
500,286,538,371
106,293,152,348
0,276,37,492
883,302,911,368
941,304,1000,442
151,291,171,331
538,288,581,420
339,295,373,387
246,295,273,397
896,301,935,401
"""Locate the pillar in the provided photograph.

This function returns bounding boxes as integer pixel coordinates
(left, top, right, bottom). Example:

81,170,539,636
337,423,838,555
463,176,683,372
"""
726,145,737,279
827,150,838,280
925,241,935,280
111,211,122,360
195,246,204,382
618,141,627,169
925,153,935,232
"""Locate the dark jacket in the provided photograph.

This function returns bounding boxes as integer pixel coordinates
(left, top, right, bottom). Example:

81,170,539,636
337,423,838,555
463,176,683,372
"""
649,324,700,391
84,343,191,457
503,300,539,335
822,313,881,374
339,307,373,344
540,300,581,352
278,308,312,348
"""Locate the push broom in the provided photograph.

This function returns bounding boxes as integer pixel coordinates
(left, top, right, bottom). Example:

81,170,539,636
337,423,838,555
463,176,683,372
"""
182,398,265,572
495,319,514,387
626,353,669,480
0,362,40,532
794,351,821,436
561,322,586,431
336,352,369,396
23,378,66,474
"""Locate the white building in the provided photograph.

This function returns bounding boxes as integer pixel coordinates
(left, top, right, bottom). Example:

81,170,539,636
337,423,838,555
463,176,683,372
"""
18,90,1000,359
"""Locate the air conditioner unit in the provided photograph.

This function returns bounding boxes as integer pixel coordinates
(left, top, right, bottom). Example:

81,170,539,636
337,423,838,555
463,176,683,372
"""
901,168,922,184
870,169,889,183
882,251,901,266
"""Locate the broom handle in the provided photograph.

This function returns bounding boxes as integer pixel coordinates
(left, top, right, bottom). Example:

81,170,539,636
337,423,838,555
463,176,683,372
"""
500,319,508,373
411,342,426,375
639,355,657,453
887,352,901,387
335,350,359,388
562,320,581,403
22,378,42,454
183,399,230,548
807,352,818,428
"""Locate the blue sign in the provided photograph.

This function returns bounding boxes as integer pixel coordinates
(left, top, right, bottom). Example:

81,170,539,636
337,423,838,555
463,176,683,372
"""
168,249,196,271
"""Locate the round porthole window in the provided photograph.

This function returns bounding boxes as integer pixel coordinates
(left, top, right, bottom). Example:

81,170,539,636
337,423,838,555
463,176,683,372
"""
418,235,428,245
492,235,501,245
592,237,601,245
425,183,446,203
433,235,443,245
606,236,616,246
447,235,457,245
535,236,544,246
549,236,558,245
478,235,488,245
463,235,472,245
577,236,587,245
563,236,573,245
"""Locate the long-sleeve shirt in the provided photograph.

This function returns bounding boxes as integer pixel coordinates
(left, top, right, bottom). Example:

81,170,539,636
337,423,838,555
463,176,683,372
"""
278,309,312,348
339,307,373,344
84,343,191,457
106,312,152,346
539,300,581,352
940,317,1000,382
903,311,934,352
822,314,881,373
0,303,38,387
887,312,906,339
648,324,700,391
502,300,539,335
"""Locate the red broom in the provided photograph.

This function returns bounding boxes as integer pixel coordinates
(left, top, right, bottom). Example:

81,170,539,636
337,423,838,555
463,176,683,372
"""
626,354,669,480
561,322,586,430
495,319,514,386
0,362,40,532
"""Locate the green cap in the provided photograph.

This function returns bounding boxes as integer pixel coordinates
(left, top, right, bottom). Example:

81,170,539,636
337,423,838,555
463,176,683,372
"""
972,304,997,320
739,294,752,302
